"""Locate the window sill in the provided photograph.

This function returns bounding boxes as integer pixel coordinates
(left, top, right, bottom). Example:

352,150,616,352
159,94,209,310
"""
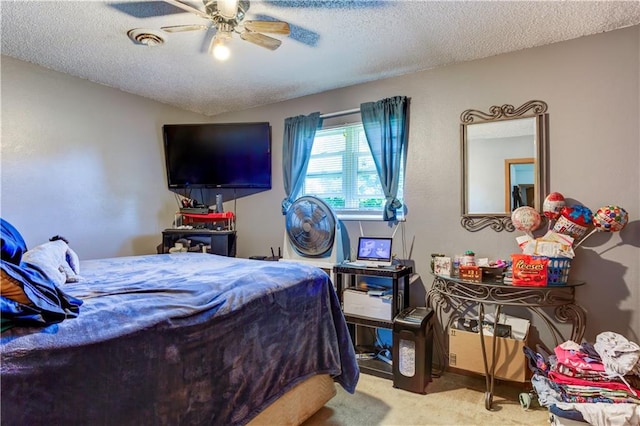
336,211,406,222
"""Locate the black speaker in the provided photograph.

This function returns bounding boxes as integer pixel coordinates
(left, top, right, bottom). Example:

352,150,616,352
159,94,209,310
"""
392,307,434,394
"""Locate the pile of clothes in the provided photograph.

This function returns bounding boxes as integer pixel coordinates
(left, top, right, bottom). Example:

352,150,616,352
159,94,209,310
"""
525,331,640,425
1,219,82,331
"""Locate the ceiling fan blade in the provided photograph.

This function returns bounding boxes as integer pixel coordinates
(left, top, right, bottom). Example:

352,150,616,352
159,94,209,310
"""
161,24,209,32
109,1,188,18
287,22,319,47
253,14,318,47
244,20,290,35
163,0,210,19
240,31,282,50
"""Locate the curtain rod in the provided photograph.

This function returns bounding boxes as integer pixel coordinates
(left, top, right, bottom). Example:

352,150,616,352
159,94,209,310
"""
319,107,360,119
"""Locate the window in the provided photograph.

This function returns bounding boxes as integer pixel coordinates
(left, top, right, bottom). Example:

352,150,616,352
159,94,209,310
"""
302,123,404,220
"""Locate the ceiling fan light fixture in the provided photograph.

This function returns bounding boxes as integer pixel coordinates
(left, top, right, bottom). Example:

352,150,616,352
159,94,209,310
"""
218,0,239,20
213,41,230,61
211,32,231,61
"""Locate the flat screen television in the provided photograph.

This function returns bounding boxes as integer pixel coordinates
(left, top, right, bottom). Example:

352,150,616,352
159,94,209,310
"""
163,122,272,189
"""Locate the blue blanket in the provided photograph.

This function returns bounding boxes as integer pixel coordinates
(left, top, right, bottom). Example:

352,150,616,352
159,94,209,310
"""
1,253,359,425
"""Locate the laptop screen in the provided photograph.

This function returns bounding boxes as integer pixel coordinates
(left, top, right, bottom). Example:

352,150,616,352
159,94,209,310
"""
356,237,393,266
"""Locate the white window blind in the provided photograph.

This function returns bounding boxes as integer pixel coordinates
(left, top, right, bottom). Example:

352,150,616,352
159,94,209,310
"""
302,123,404,220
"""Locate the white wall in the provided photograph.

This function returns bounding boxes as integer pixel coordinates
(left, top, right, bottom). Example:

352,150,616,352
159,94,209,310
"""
2,26,638,343
1,57,212,258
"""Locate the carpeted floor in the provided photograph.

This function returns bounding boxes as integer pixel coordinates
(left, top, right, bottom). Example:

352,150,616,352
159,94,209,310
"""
303,371,550,426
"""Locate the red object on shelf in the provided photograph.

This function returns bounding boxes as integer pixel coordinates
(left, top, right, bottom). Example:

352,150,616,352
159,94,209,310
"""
179,211,235,230
181,212,235,221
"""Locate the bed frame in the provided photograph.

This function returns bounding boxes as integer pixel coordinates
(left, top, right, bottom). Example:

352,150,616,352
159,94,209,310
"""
249,374,336,425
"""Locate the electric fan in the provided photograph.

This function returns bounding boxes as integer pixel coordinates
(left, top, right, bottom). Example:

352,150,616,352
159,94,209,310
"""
282,196,349,265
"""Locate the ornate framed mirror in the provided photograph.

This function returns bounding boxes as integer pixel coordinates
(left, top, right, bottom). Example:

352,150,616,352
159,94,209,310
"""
460,100,548,232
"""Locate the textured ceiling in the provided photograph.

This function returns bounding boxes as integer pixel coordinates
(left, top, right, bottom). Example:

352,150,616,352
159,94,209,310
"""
2,1,640,117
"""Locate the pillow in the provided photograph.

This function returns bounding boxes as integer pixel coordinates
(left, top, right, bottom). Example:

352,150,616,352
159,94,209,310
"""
1,219,27,265
49,235,80,275
66,246,80,276
22,240,79,287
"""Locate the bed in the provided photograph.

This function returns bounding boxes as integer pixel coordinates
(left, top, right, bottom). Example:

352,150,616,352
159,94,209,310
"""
0,220,359,425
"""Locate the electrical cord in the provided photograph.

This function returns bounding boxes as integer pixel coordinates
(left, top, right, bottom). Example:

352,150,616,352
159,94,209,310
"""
376,348,392,365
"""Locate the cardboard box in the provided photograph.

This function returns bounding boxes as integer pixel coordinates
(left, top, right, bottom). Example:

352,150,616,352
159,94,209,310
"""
343,289,393,321
448,327,528,382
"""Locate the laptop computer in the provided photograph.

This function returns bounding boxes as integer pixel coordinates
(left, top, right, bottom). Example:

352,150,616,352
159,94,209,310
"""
353,237,393,267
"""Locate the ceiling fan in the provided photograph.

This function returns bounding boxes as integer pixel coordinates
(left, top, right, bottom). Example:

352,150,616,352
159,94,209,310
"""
159,0,290,60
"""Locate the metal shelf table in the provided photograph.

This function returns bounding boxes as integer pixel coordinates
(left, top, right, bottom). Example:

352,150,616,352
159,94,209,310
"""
427,274,586,410
333,265,412,379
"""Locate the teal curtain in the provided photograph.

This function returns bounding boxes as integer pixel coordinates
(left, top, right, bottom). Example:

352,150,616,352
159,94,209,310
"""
281,112,323,214
360,96,409,221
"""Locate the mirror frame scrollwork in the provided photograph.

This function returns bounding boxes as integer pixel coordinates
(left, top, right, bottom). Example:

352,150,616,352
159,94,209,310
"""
460,100,549,232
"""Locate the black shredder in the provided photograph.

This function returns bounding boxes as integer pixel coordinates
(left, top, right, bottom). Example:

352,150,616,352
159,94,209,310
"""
392,307,434,394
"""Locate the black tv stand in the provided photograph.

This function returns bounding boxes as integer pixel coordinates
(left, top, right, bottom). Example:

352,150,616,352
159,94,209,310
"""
161,229,236,257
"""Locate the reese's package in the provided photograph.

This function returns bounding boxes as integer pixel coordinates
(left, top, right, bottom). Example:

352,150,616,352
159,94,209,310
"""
511,254,548,286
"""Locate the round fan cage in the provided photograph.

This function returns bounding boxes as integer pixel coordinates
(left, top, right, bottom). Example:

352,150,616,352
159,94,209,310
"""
285,196,336,257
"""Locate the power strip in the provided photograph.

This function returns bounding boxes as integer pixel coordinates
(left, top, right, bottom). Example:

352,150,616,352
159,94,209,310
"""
356,353,375,361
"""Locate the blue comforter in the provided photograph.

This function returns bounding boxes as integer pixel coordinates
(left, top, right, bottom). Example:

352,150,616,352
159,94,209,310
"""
1,253,359,425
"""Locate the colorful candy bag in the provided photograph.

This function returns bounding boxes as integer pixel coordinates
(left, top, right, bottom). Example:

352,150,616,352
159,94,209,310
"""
511,254,549,286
